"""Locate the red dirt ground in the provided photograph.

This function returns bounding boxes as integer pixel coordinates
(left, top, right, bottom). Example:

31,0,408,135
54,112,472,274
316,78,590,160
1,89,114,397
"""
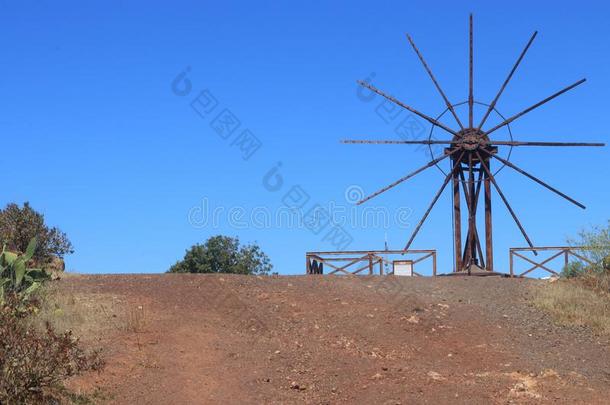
62,274,610,404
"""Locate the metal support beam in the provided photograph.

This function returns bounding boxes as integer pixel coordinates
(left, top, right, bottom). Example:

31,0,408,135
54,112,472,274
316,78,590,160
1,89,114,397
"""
484,156,493,271
452,159,462,272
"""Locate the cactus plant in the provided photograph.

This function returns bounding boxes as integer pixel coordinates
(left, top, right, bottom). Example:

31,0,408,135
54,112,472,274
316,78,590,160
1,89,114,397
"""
0,237,49,304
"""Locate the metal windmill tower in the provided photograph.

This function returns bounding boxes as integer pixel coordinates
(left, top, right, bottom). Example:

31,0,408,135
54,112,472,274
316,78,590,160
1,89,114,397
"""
344,14,605,274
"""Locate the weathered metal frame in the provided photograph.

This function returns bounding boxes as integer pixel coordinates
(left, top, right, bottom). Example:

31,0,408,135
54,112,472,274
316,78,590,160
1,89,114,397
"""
305,249,437,276
509,246,597,277
341,14,604,275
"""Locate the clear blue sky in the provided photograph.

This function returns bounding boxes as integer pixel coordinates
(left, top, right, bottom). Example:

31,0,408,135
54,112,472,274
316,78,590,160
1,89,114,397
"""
1,1,608,275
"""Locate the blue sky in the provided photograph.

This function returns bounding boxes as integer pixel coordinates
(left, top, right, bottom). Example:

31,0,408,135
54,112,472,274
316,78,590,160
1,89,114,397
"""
1,1,608,275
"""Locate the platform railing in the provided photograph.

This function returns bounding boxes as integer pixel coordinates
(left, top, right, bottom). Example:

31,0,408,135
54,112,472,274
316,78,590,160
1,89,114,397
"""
305,249,437,276
509,246,596,277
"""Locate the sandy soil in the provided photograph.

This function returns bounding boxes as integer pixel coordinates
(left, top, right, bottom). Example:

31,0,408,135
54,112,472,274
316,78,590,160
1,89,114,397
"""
61,274,610,404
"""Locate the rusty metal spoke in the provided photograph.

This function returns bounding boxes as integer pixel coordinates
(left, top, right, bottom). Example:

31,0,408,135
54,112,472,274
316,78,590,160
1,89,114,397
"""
484,79,586,136
481,149,586,209
357,148,460,205
406,34,464,130
488,140,604,147
356,80,459,136
341,139,454,145
477,31,537,130
468,14,474,128
476,151,537,254
342,139,604,147
404,151,465,251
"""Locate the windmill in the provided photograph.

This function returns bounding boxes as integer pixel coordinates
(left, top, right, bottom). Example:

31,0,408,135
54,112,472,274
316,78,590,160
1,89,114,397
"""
344,14,605,274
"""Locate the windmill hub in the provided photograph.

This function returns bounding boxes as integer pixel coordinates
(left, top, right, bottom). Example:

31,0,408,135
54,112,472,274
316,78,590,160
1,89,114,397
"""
456,128,486,151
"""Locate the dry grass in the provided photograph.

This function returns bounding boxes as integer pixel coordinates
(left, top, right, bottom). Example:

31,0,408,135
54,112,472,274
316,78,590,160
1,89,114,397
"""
533,279,610,335
26,280,150,403
33,282,141,344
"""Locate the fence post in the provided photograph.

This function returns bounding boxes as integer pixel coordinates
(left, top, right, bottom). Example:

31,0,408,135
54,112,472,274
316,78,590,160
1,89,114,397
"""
433,251,437,276
509,250,514,277
368,254,373,275
564,249,569,271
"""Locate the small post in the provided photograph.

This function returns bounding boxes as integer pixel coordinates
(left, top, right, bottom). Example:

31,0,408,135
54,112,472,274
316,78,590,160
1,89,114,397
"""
564,249,569,271
379,258,384,275
433,251,437,276
306,254,310,274
368,254,373,275
509,249,514,277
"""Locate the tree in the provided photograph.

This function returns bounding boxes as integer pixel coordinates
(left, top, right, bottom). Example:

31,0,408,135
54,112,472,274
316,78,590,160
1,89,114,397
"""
168,235,272,275
0,202,73,263
563,220,610,276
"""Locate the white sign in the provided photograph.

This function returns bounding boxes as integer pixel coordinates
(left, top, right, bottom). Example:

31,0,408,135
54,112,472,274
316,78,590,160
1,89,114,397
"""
393,260,413,276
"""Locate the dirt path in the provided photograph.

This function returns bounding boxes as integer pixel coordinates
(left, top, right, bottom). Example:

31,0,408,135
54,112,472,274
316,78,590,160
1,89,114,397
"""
64,274,610,404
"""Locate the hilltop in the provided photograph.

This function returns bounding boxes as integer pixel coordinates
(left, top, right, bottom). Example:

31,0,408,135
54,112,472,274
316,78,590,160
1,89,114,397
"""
52,274,610,404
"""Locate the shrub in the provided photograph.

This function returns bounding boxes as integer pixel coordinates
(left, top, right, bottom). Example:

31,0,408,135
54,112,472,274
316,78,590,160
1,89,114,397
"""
168,235,272,275
566,220,610,274
561,261,585,278
0,293,103,404
0,202,73,263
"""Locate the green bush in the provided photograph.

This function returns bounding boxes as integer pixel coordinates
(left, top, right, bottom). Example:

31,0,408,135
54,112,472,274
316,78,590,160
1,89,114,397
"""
561,221,610,294
566,221,610,274
0,202,73,264
561,261,585,278
168,235,272,275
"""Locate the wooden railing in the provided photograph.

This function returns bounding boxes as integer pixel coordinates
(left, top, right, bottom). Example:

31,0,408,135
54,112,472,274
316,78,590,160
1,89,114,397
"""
305,249,437,276
509,246,596,278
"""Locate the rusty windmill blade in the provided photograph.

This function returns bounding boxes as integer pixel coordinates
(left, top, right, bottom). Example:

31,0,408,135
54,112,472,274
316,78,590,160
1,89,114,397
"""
469,13,474,128
480,149,586,209
485,79,586,136
404,151,466,251
477,31,538,130
356,80,459,136
406,33,465,130
487,140,605,147
476,151,537,254
357,148,461,205
342,139,605,147
341,139,455,145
